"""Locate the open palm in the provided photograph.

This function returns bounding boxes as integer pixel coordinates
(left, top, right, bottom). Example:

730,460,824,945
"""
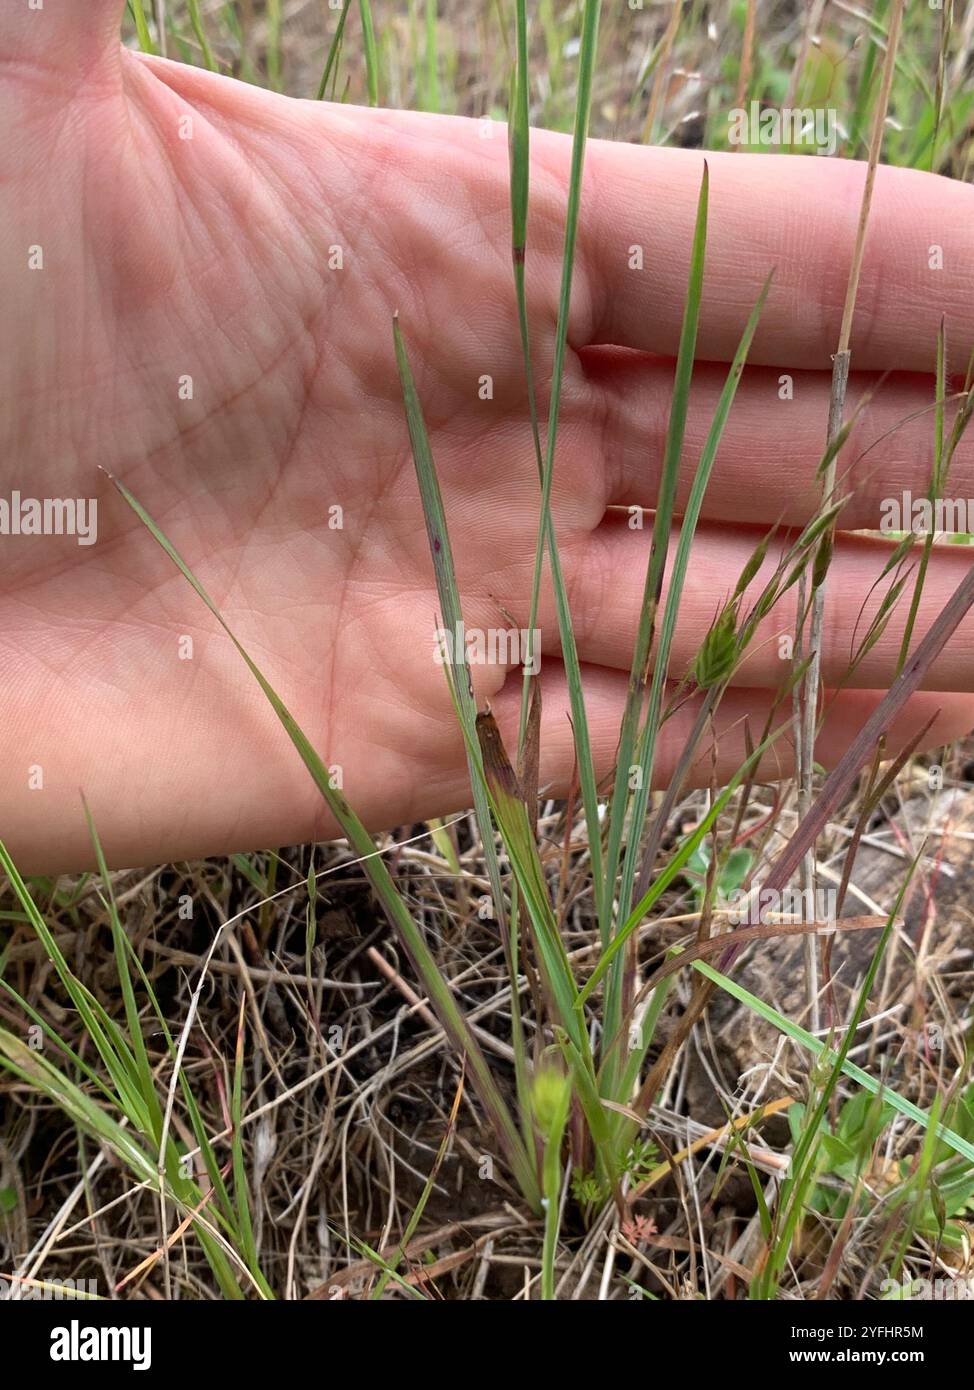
3,2,974,872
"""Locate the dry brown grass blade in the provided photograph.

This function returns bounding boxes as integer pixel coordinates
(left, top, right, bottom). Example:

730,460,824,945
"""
517,676,542,841
628,1095,796,1203
720,556,974,976
641,0,684,142
303,1213,520,1298
734,0,757,112
795,0,907,1029
622,916,890,1116
637,916,890,1008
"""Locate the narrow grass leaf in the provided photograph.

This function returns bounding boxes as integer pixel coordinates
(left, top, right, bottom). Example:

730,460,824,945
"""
107,473,540,1211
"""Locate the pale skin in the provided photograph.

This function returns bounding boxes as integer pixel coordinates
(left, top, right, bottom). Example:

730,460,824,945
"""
3,4,974,874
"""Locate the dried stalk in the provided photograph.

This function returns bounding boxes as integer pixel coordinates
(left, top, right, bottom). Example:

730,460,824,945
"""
735,0,757,114
794,0,906,1032
642,0,684,144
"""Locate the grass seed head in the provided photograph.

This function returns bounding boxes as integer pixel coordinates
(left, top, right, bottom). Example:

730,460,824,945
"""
531,1063,571,1132
693,605,738,688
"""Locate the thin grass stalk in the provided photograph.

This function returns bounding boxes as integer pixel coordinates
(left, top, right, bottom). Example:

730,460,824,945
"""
505,0,547,1142
754,857,916,1297
506,0,617,1136
84,809,160,1140
505,0,608,942
734,0,757,114
541,1102,571,1299
316,0,353,100
526,0,608,934
599,166,711,1088
602,167,710,935
894,321,946,674
231,999,263,1287
153,0,167,57
129,0,156,53
640,0,684,143
359,0,380,105
557,1032,622,1199
392,318,509,937
108,473,541,1211
795,0,906,1031
265,0,282,89
372,1066,465,1297
186,0,217,71
695,959,974,1170
475,713,587,1054
508,0,544,712
392,317,534,1144
931,0,954,171
602,262,772,1100
460,708,614,1175
896,336,974,673
578,714,793,1007
424,0,440,112
782,0,828,114
615,267,772,928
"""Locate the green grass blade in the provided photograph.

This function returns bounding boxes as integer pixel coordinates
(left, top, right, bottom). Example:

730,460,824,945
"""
372,1070,463,1298
359,0,380,104
128,0,156,54
0,1029,157,1184
694,961,974,1169
0,977,114,1101
108,473,540,1212
603,164,711,926
895,323,946,669
316,0,353,100
535,1066,572,1300
600,273,772,1087
83,798,163,1145
476,712,587,1053
392,317,513,966
0,841,150,1128
504,0,581,1144
578,714,791,1007
531,0,607,932
755,855,912,1294
186,0,217,71
230,1001,269,1294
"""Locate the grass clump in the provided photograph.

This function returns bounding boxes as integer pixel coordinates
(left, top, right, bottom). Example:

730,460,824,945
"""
3,0,974,1302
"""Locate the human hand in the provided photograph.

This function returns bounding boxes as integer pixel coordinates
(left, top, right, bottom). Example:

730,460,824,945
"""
3,2,973,872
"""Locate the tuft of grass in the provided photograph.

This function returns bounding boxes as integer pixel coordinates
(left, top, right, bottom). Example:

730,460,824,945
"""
7,0,973,1302
106,468,542,1213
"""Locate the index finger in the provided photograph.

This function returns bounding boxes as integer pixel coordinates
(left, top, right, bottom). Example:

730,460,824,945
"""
564,141,974,371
